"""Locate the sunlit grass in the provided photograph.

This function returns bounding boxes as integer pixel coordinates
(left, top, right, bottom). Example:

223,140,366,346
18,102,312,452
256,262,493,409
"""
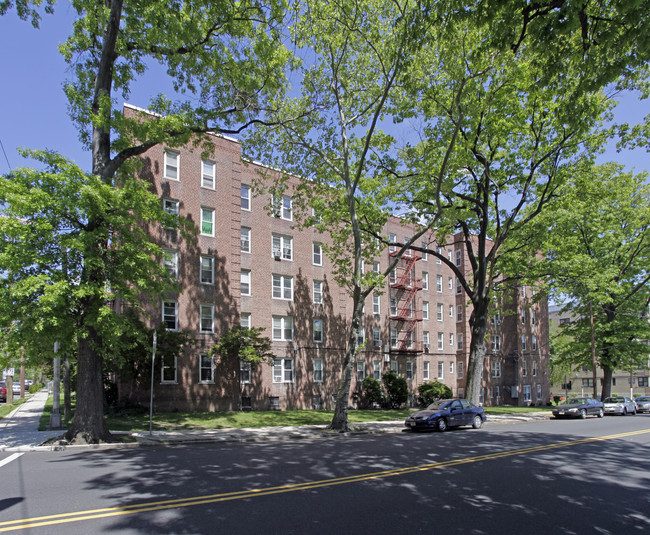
483,406,553,415
0,397,26,419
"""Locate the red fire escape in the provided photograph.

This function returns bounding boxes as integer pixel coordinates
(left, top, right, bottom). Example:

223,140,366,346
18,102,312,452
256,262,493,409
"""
389,250,423,352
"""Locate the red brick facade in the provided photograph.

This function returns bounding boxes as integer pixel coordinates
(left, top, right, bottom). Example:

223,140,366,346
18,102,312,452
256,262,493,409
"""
120,104,550,412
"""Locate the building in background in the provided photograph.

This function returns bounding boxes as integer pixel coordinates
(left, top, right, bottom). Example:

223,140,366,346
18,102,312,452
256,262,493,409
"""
118,104,550,411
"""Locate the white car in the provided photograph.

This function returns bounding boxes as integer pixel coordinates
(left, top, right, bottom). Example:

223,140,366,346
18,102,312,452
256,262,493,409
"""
635,396,650,413
603,396,637,415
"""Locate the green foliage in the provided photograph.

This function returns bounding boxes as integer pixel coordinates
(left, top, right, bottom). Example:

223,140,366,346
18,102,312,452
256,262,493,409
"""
417,381,453,408
0,0,54,27
382,370,408,409
210,325,275,366
361,376,383,407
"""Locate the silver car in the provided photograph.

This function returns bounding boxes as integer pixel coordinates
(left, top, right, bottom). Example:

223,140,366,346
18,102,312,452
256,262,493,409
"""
635,396,650,413
603,396,637,415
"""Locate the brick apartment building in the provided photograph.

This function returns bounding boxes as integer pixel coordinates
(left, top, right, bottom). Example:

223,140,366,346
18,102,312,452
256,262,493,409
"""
119,104,550,412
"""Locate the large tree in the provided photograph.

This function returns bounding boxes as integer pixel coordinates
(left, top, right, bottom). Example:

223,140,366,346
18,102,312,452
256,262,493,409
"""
525,162,650,399
246,0,449,431
1,0,291,443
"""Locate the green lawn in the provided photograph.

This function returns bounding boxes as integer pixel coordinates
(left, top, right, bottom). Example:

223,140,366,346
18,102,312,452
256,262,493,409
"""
0,398,26,419
38,395,552,432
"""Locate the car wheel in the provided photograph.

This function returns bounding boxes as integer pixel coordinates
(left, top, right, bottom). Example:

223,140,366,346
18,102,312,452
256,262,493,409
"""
437,418,448,432
580,409,587,419
597,409,604,418
472,415,483,429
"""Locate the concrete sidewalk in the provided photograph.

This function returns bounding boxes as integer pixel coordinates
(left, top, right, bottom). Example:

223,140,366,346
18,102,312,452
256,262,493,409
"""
0,392,551,452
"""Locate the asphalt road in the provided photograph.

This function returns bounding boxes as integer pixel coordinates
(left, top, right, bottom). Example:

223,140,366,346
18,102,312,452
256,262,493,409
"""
1,415,649,534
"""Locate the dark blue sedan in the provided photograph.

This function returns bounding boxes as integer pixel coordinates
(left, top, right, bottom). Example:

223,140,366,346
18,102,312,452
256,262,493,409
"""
404,398,486,432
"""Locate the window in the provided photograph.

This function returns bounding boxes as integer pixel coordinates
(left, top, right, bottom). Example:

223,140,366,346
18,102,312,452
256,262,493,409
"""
357,360,366,382
491,386,500,399
422,301,429,320
521,335,527,351
406,361,414,380
522,360,528,376
532,336,538,350
456,305,463,322
436,247,442,263
457,361,464,379
313,319,323,343
313,242,322,265
536,383,542,400
200,304,214,333
161,354,177,383
457,333,463,350
373,327,381,348
438,361,444,380
201,160,215,189
450,361,454,374
314,358,324,382
373,361,381,380
491,335,501,351
389,233,397,253
455,250,461,266
372,294,380,315
390,360,398,373
201,207,214,236
523,385,532,403
449,333,454,347
638,377,649,387
421,242,428,261
357,324,365,346
240,360,251,383
200,256,214,284
163,250,178,278
273,358,294,383
423,331,430,349
390,328,398,348
272,234,293,261
521,284,526,298
241,227,251,253
449,304,454,318
240,270,251,296
389,268,396,284
199,354,214,383
531,310,537,325
272,274,293,300
438,332,444,350
448,277,453,290
436,274,443,292
390,298,398,317
582,378,594,387
372,261,380,274
241,184,251,210
423,361,430,380
163,198,179,216
313,280,323,304
272,316,293,341
240,313,251,329
532,360,537,376
437,303,444,321
273,194,292,220
448,251,453,262
456,278,462,294
164,150,179,180
492,361,502,377
521,310,526,324
163,301,178,330
422,272,429,290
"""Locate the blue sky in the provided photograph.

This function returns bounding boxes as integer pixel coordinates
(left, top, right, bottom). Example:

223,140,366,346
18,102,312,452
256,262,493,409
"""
1,8,649,176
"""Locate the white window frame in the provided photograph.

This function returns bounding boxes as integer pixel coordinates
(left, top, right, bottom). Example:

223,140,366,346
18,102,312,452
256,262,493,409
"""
532,335,537,350
437,361,444,380
272,274,293,301
406,361,414,380
241,184,251,211
457,333,463,350
199,353,214,383
449,333,454,347
523,384,532,403
313,280,323,304
201,160,215,189
241,227,251,253
436,274,443,292
240,313,251,329
200,304,214,333
455,250,462,266
164,150,179,181
422,271,429,290
456,277,462,294
313,319,324,343
273,358,294,383
389,233,397,253
423,361,430,381
421,241,428,261
162,300,178,331
200,207,215,236
313,242,323,266
200,255,214,285
273,194,293,220
163,249,178,279
373,327,381,348
272,234,293,261
437,303,444,322
390,328,398,348
356,360,366,382
422,301,429,320
314,358,324,382
161,354,178,383
372,294,381,315
457,361,464,379
492,361,502,378
437,332,444,351
373,360,381,380
240,269,251,296
423,331,430,349
163,198,179,216
272,316,293,341
491,335,501,351
240,360,252,383
456,305,463,322
521,335,527,350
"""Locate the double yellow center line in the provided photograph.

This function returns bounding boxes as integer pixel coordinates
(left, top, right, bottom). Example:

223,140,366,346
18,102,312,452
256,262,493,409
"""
1,428,648,532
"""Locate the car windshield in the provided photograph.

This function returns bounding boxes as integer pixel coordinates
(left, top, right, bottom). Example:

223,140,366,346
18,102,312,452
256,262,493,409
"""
636,397,650,402
426,400,453,411
564,398,586,405
604,397,624,403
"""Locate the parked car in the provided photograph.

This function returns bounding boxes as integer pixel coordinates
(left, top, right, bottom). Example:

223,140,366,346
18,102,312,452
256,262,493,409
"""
552,397,604,419
0,381,6,403
405,398,486,432
12,382,21,396
603,396,637,415
635,396,650,413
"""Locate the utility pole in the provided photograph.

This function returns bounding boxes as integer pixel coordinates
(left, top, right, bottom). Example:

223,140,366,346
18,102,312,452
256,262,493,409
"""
50,341,62,429
589,302,598,399
149,330,157,435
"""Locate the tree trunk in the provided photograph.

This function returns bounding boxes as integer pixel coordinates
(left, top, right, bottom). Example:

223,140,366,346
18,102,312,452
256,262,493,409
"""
65,327,113,443
62,352,72,422
601,364,613,400
465,302,489,405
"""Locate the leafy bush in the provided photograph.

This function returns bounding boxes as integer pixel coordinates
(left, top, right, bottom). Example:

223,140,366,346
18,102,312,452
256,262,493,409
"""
28,383,42,394
417,381,453,407
361,376,383,407
382,371,408,409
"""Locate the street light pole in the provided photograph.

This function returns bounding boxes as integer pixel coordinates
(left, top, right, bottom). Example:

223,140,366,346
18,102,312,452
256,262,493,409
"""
149,330,157,435
50,341,62,429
